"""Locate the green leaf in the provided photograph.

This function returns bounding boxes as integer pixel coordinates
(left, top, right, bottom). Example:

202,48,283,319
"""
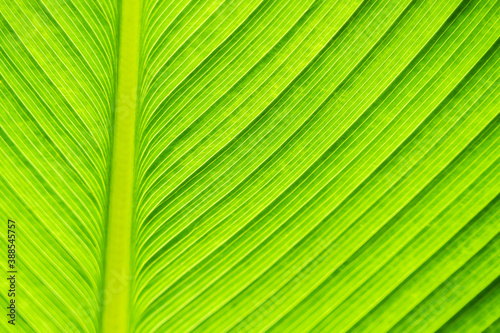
0,0,499,332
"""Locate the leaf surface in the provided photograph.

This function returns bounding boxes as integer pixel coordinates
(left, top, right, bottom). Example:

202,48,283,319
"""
0,0,499,332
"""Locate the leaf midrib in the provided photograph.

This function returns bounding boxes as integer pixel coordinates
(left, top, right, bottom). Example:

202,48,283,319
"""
101,0,140,331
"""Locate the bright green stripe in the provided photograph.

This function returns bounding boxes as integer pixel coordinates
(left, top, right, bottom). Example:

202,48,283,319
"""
102,0,140,331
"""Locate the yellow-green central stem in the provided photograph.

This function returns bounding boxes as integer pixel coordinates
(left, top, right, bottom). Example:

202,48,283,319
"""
102,0,140,331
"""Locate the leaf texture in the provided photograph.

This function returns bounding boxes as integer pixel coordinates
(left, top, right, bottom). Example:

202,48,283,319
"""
0,0,499,332
0,0,117,331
